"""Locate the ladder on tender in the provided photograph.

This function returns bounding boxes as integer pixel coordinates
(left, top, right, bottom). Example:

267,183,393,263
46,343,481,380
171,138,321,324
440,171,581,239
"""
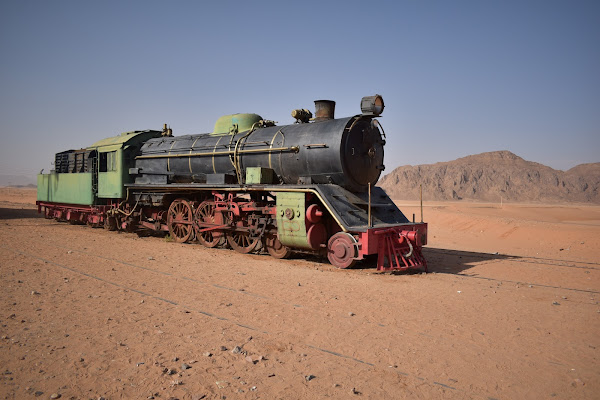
91,156,98,202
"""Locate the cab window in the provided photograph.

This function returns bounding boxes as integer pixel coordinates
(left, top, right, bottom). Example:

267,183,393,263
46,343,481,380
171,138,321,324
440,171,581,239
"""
99,151,117,172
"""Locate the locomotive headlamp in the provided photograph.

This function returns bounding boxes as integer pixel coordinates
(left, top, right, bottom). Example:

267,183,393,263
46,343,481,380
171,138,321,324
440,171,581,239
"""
360,94,385,116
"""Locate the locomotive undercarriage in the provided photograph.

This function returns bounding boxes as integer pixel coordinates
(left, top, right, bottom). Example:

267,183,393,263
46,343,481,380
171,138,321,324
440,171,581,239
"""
124,189,328,260
37,184,428,271
37,202,117,229
118,184,429,271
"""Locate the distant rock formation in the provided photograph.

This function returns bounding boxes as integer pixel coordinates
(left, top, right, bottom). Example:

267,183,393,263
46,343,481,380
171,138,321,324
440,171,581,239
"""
0,174,36,187
379,151,600,203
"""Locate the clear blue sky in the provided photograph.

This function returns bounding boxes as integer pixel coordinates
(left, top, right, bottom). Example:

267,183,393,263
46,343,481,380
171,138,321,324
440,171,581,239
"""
1,0,598,182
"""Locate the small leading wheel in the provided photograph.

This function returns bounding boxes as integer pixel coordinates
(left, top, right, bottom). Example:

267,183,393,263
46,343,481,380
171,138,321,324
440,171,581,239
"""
167,199,194,243
264,234,292,259
327,232,358,268
194,201,224,248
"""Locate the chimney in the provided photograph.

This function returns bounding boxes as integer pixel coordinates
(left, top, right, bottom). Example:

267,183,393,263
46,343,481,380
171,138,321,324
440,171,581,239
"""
314,100,335,121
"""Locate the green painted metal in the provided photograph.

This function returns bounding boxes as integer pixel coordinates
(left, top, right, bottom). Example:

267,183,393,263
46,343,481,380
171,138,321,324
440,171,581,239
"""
276,192,310,249
245,167,274,184
37,173,94,205
98,170,123,198
97,148,123,198
88,130,161,151
37,130,161,205
211,113,263,135
88,130,162,199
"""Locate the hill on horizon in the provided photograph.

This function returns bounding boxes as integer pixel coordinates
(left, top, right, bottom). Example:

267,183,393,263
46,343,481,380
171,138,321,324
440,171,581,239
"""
0,173,37,187
379,151,600,204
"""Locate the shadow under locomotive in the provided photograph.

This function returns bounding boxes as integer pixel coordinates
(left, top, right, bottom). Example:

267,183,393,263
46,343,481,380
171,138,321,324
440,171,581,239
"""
0,207,42,220
315,247,516,274
421,247,519,275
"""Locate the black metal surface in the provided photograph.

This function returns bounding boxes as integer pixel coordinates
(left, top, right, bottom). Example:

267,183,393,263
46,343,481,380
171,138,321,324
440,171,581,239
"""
314,185,410,231
54,149,93,173
134,116,384,192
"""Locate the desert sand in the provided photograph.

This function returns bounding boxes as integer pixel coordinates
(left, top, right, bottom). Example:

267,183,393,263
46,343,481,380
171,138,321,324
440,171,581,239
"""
0,188,598,399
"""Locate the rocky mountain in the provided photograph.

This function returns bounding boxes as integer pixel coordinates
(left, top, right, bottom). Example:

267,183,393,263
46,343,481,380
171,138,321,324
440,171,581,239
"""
379,151,600,203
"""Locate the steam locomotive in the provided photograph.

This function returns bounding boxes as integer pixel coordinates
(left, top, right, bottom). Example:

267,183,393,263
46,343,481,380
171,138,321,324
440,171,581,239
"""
37,95,427,271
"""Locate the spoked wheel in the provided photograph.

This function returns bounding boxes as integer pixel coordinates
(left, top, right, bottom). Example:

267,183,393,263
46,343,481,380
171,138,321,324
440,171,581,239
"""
167,199,194,243
327,232,358,268
227,231,260,253
194,201,224,248
264,234,292,259
226,216,260,254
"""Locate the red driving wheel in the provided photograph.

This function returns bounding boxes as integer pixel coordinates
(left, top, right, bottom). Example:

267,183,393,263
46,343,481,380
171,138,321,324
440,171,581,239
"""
194,201,224,248
167,199,194,243
264,234,292,259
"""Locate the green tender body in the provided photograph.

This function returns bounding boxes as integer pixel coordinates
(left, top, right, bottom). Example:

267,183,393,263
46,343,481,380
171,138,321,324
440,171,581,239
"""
276,192,310,249
37,130,162,205
37,173,94,205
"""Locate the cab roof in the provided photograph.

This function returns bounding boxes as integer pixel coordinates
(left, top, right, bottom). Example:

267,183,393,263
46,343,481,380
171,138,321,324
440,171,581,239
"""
88,130,162,152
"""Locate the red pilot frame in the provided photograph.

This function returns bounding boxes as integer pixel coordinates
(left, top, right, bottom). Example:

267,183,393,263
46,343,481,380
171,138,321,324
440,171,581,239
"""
358,223,428,272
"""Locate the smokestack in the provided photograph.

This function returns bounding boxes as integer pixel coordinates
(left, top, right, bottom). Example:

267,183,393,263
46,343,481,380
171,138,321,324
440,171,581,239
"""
314,100,335,121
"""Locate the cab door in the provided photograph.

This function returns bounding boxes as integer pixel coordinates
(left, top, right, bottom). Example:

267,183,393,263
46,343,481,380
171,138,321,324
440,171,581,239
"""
97,149,124,199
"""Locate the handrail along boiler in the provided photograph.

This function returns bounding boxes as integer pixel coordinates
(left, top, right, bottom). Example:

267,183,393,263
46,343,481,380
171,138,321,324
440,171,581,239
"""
36,95,427,271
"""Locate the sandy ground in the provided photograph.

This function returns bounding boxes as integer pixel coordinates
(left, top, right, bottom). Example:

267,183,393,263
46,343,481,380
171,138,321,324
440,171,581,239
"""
0,188,598,399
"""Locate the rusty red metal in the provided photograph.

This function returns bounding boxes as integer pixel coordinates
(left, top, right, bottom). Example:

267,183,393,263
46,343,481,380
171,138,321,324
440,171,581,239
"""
306,204,323,224
306,223,327,249
36,201,115,226
356,223,428,272
314,100,336,121
327,232,359,268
